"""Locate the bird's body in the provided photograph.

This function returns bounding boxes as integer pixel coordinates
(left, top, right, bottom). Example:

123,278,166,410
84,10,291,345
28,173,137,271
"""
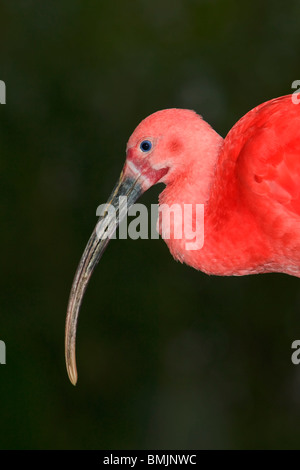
65,94,300,384
155,95,300,277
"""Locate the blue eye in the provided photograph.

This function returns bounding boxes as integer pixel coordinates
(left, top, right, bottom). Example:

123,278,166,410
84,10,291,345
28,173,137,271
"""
140,140,152,152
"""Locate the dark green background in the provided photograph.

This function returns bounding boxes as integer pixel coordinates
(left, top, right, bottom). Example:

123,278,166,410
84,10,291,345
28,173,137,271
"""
1,0,300,449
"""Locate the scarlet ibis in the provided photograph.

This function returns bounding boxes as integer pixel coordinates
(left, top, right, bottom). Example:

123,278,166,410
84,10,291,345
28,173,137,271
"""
65,94,300,385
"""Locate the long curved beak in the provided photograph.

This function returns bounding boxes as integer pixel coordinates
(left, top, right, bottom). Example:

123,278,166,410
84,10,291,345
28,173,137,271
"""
65,169,143,385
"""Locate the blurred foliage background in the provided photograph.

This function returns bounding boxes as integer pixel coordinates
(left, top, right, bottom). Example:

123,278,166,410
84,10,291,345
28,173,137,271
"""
0,0,300,449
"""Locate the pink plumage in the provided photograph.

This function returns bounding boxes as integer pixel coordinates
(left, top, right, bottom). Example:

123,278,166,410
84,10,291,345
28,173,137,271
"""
125,95,300,276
